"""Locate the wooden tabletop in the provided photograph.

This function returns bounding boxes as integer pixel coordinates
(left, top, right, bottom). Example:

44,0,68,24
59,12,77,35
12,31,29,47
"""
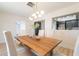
17,36,61,56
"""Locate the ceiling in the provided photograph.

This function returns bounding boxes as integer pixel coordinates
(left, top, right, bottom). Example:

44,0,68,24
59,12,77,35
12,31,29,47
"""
0,2,78,17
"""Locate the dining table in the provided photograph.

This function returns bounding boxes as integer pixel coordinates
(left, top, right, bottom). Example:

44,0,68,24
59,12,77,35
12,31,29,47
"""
16,36,62,56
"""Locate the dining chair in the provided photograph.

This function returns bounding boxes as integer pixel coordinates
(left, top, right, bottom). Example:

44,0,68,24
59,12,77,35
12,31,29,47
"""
3,31,17,56
38,30,45,36
54,36,79,56
54,46,73,56
73,37,79,56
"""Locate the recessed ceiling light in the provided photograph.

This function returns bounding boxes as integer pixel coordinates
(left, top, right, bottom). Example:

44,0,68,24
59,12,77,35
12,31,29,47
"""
27,2,35,7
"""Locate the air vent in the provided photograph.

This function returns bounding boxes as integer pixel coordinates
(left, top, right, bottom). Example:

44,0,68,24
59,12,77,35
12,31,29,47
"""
27,2,35,7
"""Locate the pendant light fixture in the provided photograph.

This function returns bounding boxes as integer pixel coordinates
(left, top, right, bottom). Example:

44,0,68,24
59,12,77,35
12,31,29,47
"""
29,2,44,20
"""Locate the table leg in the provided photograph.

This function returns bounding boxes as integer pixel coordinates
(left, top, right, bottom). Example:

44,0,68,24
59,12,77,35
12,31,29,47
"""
50,50,53,56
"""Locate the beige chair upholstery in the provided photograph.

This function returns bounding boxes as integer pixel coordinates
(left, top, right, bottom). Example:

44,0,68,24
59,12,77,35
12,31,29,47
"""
3,31,17,56
54,46,73,56
54,37,79,56
73,37,79,56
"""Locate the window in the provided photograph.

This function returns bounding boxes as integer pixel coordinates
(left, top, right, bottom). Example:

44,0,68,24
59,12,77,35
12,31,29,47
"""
34,20,45,30
65,20,79,30
52,13,79,30
34,20,45,36
56,21,65,30
16,21,26,35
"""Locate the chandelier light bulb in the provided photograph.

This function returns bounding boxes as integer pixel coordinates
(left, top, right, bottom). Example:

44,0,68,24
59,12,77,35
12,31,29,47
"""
38,14,42,17
29,17,33,20
36,11,40,14
32,13,36,17
29,10,45,20
40,10,44,15
34,15,37,19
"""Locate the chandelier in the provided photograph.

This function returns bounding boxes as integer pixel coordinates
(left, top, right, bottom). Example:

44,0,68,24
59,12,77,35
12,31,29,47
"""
28,2,44,20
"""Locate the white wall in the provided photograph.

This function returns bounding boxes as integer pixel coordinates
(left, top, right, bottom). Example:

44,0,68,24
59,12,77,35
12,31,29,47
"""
0,12,33,43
